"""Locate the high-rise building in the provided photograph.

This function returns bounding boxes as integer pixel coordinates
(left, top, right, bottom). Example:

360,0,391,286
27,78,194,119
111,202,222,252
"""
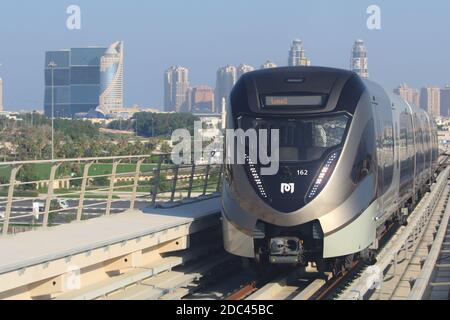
237,64,255,79
98,41,124,114
261,60,277,69
164,67,174,109
215,65,236,111
0,77,3,112
44,42,124,118
440,86,450,118
189,85,215,113
394,84,420,106
351,39,369,78
288,40,311,67
420,86,441,117
164,66,190,112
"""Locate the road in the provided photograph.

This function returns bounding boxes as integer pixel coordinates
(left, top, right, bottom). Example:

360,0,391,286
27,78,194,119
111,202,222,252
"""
0,199,150,222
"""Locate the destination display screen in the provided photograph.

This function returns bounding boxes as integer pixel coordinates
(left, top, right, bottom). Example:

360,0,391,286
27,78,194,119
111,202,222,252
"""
264,95,325,107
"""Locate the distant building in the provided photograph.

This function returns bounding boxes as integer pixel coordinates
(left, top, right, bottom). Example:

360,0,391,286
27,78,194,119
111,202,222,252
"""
189,85,215,113
221,97,227,130
164,66,190,112
98,41,124,115
237,64,255,79
261,60,277,69
195,113,222,141
0,77,3,112
394,84,420,106
215,65,236,111
351,39,369,78
441,86,450,118
288,40,310,67
44,42,124,118
420,86,441,117
164,68,173,109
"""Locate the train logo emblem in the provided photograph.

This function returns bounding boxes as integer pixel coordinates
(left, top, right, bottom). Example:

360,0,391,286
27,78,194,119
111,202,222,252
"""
281,183,295,194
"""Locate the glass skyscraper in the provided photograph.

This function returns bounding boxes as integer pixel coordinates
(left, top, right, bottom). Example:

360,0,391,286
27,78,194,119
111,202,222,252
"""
44,43,123,118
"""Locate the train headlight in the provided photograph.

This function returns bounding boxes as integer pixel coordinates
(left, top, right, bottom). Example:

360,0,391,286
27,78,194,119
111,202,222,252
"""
306,151,340,202
245,154,268,198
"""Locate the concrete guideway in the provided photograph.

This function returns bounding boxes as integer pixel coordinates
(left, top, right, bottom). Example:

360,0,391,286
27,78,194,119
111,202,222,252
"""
410,191,450,299
243,266,332,301
339,168,450,300
105,253,232,300
0,197,221,300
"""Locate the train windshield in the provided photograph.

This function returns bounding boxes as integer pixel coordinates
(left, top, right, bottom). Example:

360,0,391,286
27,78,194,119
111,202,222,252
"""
239,114,350,162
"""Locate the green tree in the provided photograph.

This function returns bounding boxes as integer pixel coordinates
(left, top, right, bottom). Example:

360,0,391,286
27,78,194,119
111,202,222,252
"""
160,141,172,154
17,165,39,191
108,112,199,138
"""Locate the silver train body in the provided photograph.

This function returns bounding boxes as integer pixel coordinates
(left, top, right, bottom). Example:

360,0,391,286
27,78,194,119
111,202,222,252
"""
222,67,439,266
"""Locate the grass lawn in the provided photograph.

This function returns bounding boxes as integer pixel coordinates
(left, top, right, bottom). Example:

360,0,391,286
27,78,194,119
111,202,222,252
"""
88,163,157,176
0,163,52,181
0,163,159,182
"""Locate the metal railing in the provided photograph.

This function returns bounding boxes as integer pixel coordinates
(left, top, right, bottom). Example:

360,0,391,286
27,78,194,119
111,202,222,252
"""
409,186,450,299
339,167,450,300
148,153,223,208
0,153,223,236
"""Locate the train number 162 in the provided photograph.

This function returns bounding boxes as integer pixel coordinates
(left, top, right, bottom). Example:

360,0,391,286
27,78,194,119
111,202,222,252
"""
297,170,309,176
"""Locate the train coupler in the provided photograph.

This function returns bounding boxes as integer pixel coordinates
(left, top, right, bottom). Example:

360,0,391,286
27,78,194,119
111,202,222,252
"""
268,237,304,264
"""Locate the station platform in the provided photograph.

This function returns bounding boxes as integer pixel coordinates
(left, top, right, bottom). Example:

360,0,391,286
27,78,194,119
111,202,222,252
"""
0,197,222,299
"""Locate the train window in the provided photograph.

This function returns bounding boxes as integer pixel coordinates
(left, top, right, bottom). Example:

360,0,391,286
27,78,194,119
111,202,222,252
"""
351,120,375,184
416,121,425,173
382,121,395,193
400,112,414,185
424,123,431,166
239,114,350,162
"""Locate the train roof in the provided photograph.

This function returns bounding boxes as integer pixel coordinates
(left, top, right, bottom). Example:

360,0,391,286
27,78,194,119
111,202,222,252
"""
232,66,364,115
240,66,357,95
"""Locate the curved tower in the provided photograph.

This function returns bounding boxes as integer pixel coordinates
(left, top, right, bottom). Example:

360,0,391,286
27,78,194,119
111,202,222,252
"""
98,41,124,114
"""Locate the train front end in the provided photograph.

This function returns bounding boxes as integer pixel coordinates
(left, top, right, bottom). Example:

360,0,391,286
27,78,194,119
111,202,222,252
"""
222,67,378,267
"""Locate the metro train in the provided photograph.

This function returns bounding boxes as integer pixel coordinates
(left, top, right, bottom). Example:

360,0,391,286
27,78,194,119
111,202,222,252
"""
221,66,439,273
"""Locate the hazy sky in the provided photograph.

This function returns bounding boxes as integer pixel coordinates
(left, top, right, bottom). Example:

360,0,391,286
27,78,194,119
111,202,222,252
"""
0,0,449,111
